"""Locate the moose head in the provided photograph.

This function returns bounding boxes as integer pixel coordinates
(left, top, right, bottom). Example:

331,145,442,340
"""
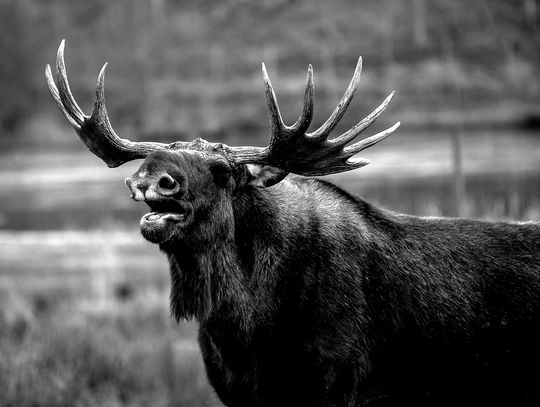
125,148,241,245
45,40,399,248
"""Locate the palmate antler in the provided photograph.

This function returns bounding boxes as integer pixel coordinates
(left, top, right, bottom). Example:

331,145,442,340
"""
46,40,399,176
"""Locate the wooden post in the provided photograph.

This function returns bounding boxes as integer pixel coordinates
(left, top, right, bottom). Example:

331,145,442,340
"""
443,33,466,217
451,128,466,217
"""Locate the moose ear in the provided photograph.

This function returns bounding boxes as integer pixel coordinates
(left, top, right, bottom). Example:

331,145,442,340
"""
246,164,287,188
210,160,232,187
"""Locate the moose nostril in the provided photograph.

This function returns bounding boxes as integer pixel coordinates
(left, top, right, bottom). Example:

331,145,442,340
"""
158,174,177,190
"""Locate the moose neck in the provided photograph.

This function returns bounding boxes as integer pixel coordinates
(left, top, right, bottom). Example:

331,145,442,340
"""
158,183,291,329
160,220,254,326
164,243,253,324
159,179,373,328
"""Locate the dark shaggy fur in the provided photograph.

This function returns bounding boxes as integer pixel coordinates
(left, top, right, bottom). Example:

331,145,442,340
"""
131,151,540,406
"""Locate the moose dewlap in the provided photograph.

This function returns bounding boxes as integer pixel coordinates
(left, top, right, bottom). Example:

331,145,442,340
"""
46,40,540,406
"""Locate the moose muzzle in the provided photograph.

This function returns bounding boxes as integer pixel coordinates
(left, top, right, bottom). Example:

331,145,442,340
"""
125,172,181,201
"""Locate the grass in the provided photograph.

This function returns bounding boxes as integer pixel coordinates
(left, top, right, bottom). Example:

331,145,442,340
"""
0,286,222,407
0,229,223,406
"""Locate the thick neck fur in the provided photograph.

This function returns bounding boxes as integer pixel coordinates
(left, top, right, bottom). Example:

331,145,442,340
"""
164,240,252,324
159,185,280,327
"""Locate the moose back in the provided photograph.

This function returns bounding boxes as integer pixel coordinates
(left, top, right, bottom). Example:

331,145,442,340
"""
47,41,540,406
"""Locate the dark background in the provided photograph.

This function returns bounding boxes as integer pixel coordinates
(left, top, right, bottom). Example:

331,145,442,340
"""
0,1,539,405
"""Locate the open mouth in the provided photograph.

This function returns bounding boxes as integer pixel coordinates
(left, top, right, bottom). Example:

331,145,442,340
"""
141,200,189,224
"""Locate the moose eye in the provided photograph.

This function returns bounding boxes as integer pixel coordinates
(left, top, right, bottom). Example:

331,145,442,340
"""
210,161,232,187
158,174,177,190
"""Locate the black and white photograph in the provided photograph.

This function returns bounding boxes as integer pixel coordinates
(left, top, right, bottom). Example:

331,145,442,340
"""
0,1,539,406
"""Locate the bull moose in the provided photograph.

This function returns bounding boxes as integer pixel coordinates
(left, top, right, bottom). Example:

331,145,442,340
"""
46,40,540,406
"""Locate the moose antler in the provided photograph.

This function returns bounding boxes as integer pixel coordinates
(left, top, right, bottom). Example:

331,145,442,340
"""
45,40,190,167
225,59,400,175
46,40,399,175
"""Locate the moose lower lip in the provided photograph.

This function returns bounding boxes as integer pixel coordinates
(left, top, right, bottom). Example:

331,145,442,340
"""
142,212,185,223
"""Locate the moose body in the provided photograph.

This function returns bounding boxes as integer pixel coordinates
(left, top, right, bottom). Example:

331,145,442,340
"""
46,41,540,406
152,167,540,406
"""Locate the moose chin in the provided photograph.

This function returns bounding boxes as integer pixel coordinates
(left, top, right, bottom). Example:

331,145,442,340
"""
47,40,540,406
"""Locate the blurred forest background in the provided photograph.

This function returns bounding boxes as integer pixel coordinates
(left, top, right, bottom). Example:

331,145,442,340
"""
0,0,539,406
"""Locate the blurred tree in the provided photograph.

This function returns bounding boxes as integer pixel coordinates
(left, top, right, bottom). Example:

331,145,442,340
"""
150,0,165,23
524,0,538,29
0,1,35,133
412,0,429,48
0,0,539,145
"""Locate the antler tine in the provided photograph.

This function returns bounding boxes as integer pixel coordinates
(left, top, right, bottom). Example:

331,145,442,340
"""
343,121,400,158
262,62,286,134
82,61,133,163
45,64,81,130
290,64,314,134
309,57,362,140
55,40,85,125
92,63,112,126
330,91,395,148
